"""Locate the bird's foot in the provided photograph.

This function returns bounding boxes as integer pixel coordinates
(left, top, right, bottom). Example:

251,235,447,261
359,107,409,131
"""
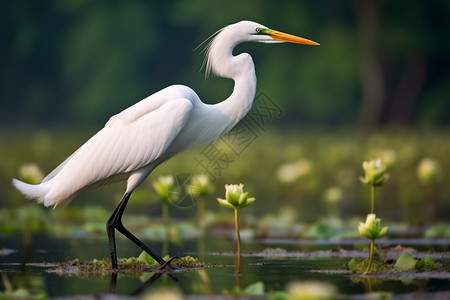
158,256,180,271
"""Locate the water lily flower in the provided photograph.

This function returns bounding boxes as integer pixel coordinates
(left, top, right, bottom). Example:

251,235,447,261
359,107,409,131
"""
217,184,255,210
186,174,214,229
18,163,44,185
323,186,343,204
152,175,178,255
360,159,389,187
286,280,337,300
276,159,312,183
417,158,442,186
186,174,214,198
217,184,255,273
360,159,389,214
358,214,388,274
358,214,388,240
152,175,178,204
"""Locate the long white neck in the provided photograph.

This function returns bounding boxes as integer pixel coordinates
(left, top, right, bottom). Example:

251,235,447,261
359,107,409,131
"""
206,27,257,125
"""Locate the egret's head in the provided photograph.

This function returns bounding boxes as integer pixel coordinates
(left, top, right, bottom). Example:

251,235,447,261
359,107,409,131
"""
234,20,319,45
202,20,319,77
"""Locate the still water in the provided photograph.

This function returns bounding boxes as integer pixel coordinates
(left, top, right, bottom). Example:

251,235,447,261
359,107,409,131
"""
1,233,449,298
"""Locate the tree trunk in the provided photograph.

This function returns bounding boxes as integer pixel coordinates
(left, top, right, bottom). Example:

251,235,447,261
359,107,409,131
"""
353,0,386,129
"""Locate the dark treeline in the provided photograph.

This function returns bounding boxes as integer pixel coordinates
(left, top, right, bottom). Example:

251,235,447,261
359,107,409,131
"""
1,0,449,129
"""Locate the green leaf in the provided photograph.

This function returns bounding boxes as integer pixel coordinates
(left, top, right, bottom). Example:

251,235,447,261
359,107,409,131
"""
243,281,265,295
239,197,255,208
394,252,416,270
415,256,436,272
359,176,370,185
13,289,32,298
348,258,359,271
268,290,289,300
137,251,156,265
422,256,435,265
415,259,426,272
217,198,234,209
377,225,389,239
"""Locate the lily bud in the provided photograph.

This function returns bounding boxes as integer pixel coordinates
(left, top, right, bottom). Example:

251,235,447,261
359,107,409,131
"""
18,163,44,185
417,158,442,186
360,159,389,187
358,213,388,241
217,184,255,209
152,175,178,203
186,174,214,198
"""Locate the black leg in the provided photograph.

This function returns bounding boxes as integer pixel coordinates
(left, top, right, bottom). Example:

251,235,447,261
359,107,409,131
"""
109,273,118,294
106,191,166,269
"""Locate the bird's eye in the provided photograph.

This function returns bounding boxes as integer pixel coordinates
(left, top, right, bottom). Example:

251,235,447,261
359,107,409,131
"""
256,27,262,33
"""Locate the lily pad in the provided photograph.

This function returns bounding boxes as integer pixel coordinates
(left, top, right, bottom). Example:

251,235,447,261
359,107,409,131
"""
394,252,416,270
243,281,265,295
347,258,359,271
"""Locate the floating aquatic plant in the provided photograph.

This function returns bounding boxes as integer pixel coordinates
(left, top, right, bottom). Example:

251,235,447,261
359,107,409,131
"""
358,214,388,274
153,175,179,255
152,175,178,230
416,158,443,223
286,280,337,300
348,252,440,274
186,174,214,228
276,159,313,184
217,184,255,272
17,163,44,185
138,251,203,269
417,158,442,186
323,186,343,218
360,159,389,214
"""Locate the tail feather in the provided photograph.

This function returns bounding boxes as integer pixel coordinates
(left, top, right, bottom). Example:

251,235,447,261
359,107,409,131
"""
12,178,51,206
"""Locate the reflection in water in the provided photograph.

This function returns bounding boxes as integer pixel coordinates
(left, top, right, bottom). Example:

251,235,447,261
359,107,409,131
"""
1,234,450,297
0,233,48,299
109,271,178,296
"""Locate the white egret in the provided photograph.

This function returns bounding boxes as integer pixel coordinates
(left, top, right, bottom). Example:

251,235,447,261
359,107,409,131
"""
12,20,318,269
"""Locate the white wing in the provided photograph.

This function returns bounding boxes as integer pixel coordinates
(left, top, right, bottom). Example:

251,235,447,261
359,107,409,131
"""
43,86,181,183
45,93,193,204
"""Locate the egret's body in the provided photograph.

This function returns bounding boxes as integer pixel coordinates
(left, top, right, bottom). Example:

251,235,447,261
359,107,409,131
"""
13,21,318,269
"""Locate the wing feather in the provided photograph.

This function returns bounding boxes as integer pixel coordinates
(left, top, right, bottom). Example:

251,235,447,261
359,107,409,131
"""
46,97,193,203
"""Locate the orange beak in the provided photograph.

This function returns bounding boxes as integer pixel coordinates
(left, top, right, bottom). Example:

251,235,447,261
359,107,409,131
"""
267,29,319,46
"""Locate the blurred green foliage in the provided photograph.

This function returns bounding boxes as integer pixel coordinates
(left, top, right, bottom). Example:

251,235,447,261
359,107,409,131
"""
1,0,450,127
2,128,449,226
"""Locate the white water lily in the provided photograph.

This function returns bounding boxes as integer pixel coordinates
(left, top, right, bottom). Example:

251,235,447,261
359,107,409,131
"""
360,159,389,187
417,158,442,185
358,213,388,241
152,175,177,203
323,186,343,203
217,183,255,273
18,163,44,185
217,184,255,209
358,213,389,274
186,174,214,198
277,159,312,183
286,280,337,300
